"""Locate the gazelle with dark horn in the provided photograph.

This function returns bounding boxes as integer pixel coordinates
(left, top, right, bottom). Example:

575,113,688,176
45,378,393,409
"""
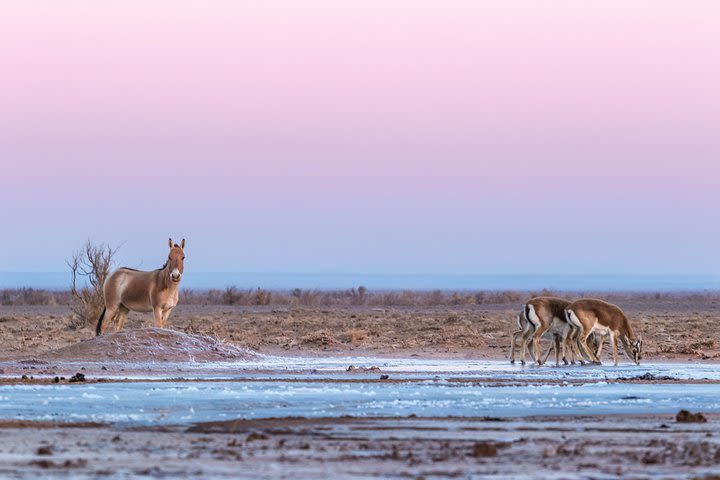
565,298,642,366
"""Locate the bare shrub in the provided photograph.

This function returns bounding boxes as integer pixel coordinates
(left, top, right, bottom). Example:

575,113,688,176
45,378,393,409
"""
427,290,444,306
357,286,367,304
67,241,118,329
253,288,271,305
223,286,242,305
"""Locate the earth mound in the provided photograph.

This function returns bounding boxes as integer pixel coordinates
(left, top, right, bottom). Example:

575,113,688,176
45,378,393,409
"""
42,328,259,363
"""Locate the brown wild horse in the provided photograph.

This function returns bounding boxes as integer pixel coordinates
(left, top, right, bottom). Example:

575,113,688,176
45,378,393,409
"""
96,239,186,335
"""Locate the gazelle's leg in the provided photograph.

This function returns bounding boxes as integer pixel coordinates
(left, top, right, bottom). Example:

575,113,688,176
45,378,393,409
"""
611,331,619,366
594,334,605,359
510,329,521,364
572,327,586,364
532,325,550,365
520,328,533,365
541,339,555,365
579,331,600,364
520,324,535,365
564,326,576,364
116,305,130,332
574,328,594,364
560,324,572,365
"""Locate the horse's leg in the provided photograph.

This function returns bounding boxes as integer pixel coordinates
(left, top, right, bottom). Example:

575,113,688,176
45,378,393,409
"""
100,305,119,335
162,307,173,328
115,305,130,332
153,307,163,329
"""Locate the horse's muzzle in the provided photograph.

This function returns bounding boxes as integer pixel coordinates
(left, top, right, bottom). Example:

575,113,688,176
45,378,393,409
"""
170,269,181,282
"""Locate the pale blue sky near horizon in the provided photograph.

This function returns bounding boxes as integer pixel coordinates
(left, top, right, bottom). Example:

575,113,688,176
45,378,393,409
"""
1,272,718,292
2,2,719,284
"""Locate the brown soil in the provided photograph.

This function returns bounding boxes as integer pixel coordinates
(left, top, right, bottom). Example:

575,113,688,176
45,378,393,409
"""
0,293,718,361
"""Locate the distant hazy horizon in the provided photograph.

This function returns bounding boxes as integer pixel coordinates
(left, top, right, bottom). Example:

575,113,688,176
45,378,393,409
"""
2,271,718,292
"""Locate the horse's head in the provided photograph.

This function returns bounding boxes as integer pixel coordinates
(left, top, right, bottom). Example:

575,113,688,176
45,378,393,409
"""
167,238,185,283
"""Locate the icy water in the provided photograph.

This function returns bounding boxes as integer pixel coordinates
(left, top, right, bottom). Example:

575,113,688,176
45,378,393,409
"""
0,360,718,426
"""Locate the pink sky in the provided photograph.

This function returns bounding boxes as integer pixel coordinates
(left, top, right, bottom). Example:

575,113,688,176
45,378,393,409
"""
1,1,718,276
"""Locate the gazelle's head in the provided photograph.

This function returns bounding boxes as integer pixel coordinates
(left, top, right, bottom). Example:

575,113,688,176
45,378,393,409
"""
630,338,643,365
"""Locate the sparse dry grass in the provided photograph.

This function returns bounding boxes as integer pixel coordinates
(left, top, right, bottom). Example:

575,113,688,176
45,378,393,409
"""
0,292,718,361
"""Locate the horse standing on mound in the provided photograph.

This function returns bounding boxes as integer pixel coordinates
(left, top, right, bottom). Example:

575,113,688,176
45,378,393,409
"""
96,239,186,335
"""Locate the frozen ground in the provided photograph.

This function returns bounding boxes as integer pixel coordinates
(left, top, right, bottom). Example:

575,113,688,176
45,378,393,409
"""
0,359,718,426
2,380,720,426
3,356,720,381
0,357,718,478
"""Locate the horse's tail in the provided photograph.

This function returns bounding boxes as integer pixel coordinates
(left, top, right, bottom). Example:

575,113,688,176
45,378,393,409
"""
95,307,107,336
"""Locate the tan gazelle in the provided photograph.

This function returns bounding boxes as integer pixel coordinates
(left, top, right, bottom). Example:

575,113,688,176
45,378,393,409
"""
565,298,642,365
510,309,533,364
523,296,577,365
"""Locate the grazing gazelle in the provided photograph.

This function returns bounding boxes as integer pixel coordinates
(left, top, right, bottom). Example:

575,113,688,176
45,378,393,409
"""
510,306,598,366
96,239,186,335
510,309,533,364
565,298,642,366
524,297,576,366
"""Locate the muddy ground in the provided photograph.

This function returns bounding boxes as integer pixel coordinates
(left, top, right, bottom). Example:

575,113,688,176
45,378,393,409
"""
0,294,718,361
0,414,718,479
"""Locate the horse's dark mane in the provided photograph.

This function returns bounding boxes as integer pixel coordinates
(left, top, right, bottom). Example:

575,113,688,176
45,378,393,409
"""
119,262,167,273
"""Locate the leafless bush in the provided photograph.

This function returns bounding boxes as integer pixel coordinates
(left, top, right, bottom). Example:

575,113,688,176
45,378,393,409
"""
253,288,272,305
67,241,118,329
222,286,243,305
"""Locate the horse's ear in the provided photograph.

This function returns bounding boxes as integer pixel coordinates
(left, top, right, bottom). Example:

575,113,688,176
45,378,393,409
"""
168,238,173,249
181,239,185,249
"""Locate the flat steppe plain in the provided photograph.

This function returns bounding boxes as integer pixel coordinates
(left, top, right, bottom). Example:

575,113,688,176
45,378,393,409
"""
0,293,718,479
0,293,718,360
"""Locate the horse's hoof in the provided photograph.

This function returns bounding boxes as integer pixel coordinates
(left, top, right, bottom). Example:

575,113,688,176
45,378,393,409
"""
562,359,569,366
592,361,602,366
520,360,526,366
510,360,515,365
